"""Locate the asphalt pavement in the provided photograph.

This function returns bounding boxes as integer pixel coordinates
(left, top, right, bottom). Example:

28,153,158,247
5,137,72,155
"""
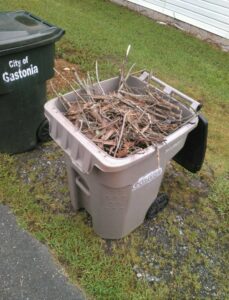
0,204,85,300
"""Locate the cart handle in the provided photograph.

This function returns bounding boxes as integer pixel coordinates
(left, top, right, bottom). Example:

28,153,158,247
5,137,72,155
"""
138,71,202,112
75,176,90,197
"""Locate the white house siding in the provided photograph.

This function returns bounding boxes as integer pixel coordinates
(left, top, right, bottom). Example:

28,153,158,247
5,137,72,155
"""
126,0,229,39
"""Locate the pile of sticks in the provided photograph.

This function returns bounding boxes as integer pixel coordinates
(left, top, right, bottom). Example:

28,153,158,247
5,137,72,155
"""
54,49,192,158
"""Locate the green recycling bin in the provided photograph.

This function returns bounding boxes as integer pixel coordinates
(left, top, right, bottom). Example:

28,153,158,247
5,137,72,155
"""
0,11,65,154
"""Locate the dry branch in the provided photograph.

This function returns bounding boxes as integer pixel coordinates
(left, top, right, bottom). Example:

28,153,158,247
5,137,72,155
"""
55,48,195,158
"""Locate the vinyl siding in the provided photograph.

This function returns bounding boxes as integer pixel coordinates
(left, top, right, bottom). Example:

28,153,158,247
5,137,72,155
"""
127,0,229,39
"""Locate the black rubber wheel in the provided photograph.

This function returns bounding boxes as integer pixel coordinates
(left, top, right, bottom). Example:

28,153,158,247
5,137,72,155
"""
37,119,51,143
145,193,169,220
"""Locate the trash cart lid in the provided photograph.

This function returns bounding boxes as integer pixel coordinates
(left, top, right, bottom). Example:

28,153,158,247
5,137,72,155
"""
0,11,65,56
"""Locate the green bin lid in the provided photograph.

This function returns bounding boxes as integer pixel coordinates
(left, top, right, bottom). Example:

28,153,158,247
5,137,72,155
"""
0,11,65,56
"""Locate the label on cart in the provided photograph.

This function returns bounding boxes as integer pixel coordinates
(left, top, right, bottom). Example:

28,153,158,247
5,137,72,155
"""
132,167,162,191
1,56,39,83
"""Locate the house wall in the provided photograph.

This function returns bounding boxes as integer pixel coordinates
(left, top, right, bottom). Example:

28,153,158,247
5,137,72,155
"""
111,0,229,51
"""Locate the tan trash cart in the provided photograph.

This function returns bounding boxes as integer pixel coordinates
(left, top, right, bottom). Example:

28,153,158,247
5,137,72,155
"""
45,73,207,239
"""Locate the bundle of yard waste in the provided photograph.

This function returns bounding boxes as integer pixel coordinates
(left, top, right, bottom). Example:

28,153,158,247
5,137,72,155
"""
53,47,195,158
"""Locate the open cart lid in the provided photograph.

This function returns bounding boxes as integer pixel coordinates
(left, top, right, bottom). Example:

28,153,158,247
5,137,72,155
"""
0,11,65,56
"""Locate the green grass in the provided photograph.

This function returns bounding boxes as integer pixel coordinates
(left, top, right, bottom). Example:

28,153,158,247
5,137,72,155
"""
209,174,229,216
1,0,229,103
0,0,229,299
1,0,228,173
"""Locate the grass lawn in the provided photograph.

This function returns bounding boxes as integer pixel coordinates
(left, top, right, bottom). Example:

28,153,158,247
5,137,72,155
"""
0,1,228,299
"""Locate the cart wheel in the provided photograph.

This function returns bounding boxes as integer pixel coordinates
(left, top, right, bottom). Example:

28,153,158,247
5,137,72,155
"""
145,193,169,220
37,119,51,143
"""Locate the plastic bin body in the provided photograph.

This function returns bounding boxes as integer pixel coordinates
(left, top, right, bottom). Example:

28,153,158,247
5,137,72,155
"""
64,152,166,239
45,76,199,239
0,11,64,153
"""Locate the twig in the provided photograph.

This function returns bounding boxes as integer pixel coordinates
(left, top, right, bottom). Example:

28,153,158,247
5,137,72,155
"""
118,44,131,90
114,111,129,157
118,63,135,92
53,52,195,158
95,61,105,95
74,69,88,92
54,68,87,104
50,81,71,110
130,69,146,76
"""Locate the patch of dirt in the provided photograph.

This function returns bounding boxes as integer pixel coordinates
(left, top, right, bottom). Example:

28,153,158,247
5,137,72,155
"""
47,58,83,97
